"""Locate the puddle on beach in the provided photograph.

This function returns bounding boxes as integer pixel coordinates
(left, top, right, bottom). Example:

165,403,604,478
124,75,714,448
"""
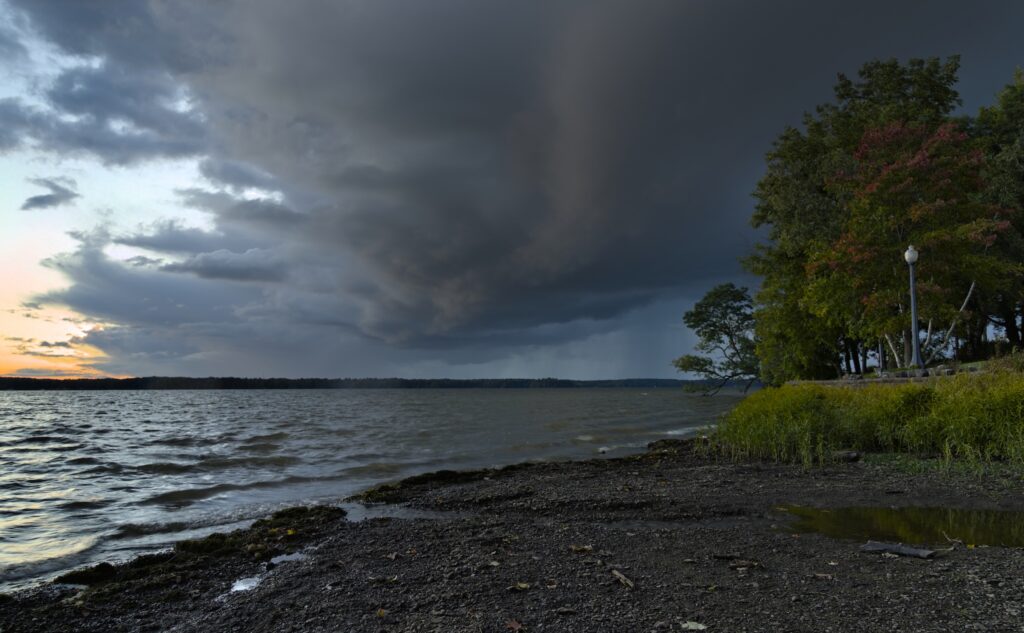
781,506,1024,547
603,516,760,531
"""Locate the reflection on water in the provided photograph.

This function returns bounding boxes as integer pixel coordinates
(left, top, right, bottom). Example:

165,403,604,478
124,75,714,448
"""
0,388,738,590
782,505,1024,547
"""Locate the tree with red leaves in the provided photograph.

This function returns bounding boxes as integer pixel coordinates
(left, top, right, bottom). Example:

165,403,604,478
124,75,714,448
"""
804,120,1017,365
743,57,1024,383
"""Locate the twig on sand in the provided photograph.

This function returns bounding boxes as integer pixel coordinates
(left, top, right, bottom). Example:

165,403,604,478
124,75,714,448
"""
932,531,964,556
611,569,634,589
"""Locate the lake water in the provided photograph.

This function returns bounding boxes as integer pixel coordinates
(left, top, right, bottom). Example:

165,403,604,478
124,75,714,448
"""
0,388,739,590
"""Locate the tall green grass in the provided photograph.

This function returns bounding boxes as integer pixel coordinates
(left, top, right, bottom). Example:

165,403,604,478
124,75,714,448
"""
717,371,1024,468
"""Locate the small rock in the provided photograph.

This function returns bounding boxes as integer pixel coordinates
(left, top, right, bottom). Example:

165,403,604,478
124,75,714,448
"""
712,553,741,561
55,563,117,586
831,450,862,463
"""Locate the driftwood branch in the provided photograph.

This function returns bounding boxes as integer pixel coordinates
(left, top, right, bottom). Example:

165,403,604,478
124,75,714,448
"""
860,540,935,559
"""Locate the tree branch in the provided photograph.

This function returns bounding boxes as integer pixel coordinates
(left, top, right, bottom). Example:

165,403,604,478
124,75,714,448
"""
926,280,976,364
704,373,742,396
884,333,901,366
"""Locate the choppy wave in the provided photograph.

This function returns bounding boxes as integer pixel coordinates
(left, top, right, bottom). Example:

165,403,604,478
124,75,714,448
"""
139,474,346,508
0,535,101,586
59,500,111,511
237,442,281,453
110,522,190,540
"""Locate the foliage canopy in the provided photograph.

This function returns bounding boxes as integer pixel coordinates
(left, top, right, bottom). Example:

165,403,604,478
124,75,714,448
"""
714,56,1024,383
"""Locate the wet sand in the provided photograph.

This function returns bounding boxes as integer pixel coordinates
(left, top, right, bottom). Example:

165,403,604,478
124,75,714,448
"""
4,440,1024,632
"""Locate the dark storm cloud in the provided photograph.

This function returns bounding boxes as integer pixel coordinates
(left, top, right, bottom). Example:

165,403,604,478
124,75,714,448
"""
114,220,252,255
21,177,78,210
45,63,205,139
171,0,767,343
0,37,206,164
198,158,278,192
160,249,288,282
113,186,305,257
0,94,205,165
176,189,307,232
3,0,217,72
0,15,25,59
0,99,34,150
7,0,1024,376
39,229,264,328
124,255,163,268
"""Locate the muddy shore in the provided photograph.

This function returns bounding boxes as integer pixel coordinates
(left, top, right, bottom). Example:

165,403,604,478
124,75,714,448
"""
4,440,1024,632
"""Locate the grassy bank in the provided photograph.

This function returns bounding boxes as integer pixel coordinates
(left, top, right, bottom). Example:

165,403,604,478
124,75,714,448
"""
716,370,1024,467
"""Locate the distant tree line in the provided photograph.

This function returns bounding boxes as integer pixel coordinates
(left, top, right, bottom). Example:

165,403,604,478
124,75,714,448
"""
680,57,1024,385
0,377,693,391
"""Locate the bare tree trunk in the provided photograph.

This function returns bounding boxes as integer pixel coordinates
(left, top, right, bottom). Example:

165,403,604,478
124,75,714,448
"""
1002,305,1021,348
884,334,900,365
926,281,976,364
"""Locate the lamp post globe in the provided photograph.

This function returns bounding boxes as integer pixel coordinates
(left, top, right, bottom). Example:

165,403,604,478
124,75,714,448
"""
905,245,924,370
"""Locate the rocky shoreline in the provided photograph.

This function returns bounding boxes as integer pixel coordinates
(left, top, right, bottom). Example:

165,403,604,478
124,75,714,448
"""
4,440,1024,632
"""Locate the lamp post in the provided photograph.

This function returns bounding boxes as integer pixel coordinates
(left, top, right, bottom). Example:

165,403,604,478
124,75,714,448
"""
904,245,924,370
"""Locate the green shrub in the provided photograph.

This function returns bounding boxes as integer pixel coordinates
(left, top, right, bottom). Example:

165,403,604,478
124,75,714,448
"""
717,372,1024,466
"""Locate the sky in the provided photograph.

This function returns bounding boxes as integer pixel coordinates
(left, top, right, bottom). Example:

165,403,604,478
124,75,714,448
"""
0,1,1022,380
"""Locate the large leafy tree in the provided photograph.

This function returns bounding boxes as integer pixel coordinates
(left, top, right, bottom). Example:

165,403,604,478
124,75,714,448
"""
803,121,1016,363
680,59,1024,383
747,57,1022,381
673,283,758,393
976,71,1024,348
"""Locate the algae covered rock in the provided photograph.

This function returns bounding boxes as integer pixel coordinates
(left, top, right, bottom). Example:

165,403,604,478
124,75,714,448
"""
50,505,348,603
55,562,117,586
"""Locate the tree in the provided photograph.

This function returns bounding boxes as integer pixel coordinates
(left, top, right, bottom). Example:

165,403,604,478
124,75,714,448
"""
748,56,1023,378
673,283,759,393
749,262,844,384
803,120,1017,364
976,70,1024,350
